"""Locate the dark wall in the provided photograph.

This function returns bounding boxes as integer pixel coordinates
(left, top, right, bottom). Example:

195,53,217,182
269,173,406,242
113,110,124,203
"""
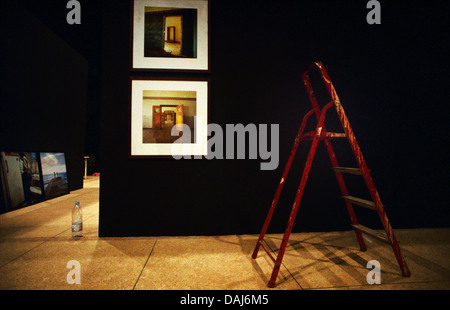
0,1,88,202
99,0,449,237
11,0,103,175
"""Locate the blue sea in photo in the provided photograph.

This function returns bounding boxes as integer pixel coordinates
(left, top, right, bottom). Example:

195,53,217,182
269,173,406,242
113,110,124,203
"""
43,172,68,190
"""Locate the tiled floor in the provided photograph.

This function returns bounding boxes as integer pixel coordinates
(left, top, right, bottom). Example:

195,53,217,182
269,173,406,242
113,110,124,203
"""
0,176,449,290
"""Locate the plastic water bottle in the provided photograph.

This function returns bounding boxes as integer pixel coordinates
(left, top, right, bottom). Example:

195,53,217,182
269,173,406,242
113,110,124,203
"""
72,201,83,238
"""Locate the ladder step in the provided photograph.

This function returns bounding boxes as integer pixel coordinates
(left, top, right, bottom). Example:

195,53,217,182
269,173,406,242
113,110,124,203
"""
332,167,363,175
351,224,391,244
343,196,377,211
301,131,346,140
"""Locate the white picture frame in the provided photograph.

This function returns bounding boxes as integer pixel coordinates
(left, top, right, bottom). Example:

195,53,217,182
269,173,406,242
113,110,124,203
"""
132,0,209,71
130,78,209,157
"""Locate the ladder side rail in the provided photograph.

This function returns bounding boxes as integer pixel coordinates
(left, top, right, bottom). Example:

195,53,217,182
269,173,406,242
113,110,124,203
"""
312,61,410,276
333,101,411,277
305,63,381,212
305,61,342,104
302,71,367,251
310,62,381,199
306,63,409,273
252,109,315,259
268,101,334,287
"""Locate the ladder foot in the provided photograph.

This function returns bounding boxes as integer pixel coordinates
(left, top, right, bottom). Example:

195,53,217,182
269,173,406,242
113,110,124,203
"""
401,264,411,277
358,237,367,251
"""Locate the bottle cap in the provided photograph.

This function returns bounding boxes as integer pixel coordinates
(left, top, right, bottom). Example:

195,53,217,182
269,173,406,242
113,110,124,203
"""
75,201,80,205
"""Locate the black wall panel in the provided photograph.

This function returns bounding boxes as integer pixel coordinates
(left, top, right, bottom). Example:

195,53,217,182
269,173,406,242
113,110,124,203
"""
99,0,449,237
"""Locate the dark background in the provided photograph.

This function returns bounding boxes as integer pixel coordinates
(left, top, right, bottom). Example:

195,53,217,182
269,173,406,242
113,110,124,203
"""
1,0,448,236
0,0,89,208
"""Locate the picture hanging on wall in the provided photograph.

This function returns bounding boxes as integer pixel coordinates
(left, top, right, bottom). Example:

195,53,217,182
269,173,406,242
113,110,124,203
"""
131,0,209,71
130,78,209,157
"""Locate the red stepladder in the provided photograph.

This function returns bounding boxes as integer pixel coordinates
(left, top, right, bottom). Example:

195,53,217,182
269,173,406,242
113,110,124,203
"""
252,61,411,288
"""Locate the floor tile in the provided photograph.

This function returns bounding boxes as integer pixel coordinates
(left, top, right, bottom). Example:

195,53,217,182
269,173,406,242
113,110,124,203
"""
0,237,156,290
135,235,301,290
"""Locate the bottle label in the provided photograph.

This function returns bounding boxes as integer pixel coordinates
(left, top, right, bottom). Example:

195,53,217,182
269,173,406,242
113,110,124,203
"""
72,221,83,232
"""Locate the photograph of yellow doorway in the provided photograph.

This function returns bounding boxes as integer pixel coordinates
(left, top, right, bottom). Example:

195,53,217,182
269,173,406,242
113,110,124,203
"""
144,8,197,59
142,90,196,144
132,0,209,71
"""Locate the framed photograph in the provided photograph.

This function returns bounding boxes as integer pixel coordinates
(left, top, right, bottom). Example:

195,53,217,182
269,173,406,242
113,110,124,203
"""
130,78,209,157
39,152,69,200
0,151,44,211
131,0,209,71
